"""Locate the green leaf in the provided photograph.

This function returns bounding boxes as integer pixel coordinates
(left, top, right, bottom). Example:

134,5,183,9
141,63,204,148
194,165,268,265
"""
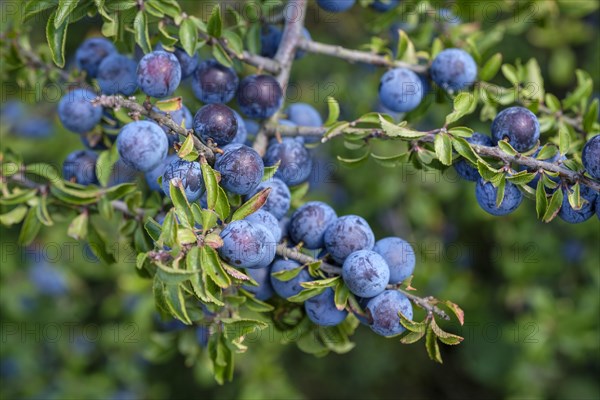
155,97,183,112
337,151,370,167
18,207,41,246
67,212,88,240
239,288,274,312
501,64,519,85
370,152,409,168
324,97,340,126
495,177,506,208
430,38,443,59
201,161,219,209
334,281,350,311
212,42,233,68
400,330,426,344
46,10,69,67
168,180,194,227
201,246,231,288
479,53,502,81
87,222,115,264
445,92,477,125
536,144,558,160
452,137,479,165
178,18,197,55
287,287,327,303
425,325,443,363
230,187,270,221
215,186,231,221
399,311,427,333
222,30,243,56
497,140,518,156
542,187,563,223
55,0,79,28
319,325,355,354
271,265,304,282
300,276,340,289
262,161,280,182
223,318,268,342
584,99,599,133
0,189,37,206
379,116,426,139
0,206,28,226
207,4,222,37
23,1,57,23
198,207,218,232
545,93,561,112
566,182,584,210
447,127,473,138
525,58,544,101
134,10,151,53
477,161,502,183
144,217,162,241
535,179,548,219
96,145,119,187
430,318,463,345
164,284,192,325
444,300,465,325
506,171,536,185
434,134,453,166
395,29,410,60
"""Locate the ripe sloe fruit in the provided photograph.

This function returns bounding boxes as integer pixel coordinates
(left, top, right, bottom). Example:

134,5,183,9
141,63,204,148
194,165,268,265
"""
582,135,600,180
475,178,523,216
237,75,283,119
214,144,264,195
260,25,282,58
193,104,238,146
152,104,193,146
373,237,416,284
245,209,282,242
264,138,313,186
366,290,413,337
232,110,248,145
431,48,477,91
491,107,540,152
245,178,291,219
242,267,274,301
136,51,181,98
316,0,355,12
116,121,168,172
289,201,337,249
75,38,116,78
145,154,178,192
63,150,99,185
304,287,348,326
270,259,313,299
97,54,138,95
192,60,239,104
454,132,493,181
286,103,323,127
219,220,276,269
379,68,424,113
161,158,205,202
370,0,399,12
558,185,597,224
58,89,103,134
324,215,375,263
154,43,199,79
342,250,390,298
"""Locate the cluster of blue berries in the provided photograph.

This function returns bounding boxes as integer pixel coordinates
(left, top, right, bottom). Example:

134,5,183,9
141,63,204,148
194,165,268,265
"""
220,197,418,337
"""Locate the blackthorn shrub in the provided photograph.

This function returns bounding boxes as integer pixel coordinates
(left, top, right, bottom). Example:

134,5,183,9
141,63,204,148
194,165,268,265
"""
237,75,283,119
193,104,238,146
379,68,424,113
214,144,264,195
97,54,138,96
136,51,182,98
116,121,168,172
491,107,540,152
342,250,390,298
366,290,413,337
192,60,239,104
289,201,338,249
161,158,205,202
431,48,477,91
304,287,348,326
324,215,376,263
58,89,103,134
373,237,416,284
475,178,523,216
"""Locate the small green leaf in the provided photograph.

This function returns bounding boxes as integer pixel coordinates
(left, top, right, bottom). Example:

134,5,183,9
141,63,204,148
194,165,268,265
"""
395,29,410,60
212,42,233,67
545,93,561,112
0,206,28,226
370,152,409,168
400,330,426,344
287,287,327,303
96,143,119,187
164,284,192,325
134,10,151,53
447,127,473,138
434,134,453,166
445,92,477,125
300,276,340,289
566,182,584,210
18,207,41,246
55,0,79,28
201,161,219,209
334,281,350,311
495,177,506,208
479,53,502,81
46,10,69,67
497,140,518,156
452,137,479,165
207,4,222,37
558,125,570,155
425,325,443,363
584,99,599,133
542,187,563,223
201,245,231,288
444,301,465,325
239,288,274,312
379,116,426,138
337,151,370,167
501,64,519,85
67,212,88,240
231,187,270,221
177,133,195,159
271,265,304,282
168,181,194,227
179,18,197,56
399,311,427,333
155,97,183,112
262,161,280,182
324,97,340,126
0,189,38,206
430,318,463,345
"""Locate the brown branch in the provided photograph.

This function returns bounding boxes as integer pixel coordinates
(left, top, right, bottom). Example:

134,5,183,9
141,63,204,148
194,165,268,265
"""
92,95,215,164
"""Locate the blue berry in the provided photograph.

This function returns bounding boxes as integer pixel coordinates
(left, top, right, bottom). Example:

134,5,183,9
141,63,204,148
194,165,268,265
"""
366,290,413,337
558,185,597,224
245,119,260,137
215,144,264,195
58,89,103,134
196,326,210,348
491,107,540,152
317,0,355,12
136,51,181,98
63,150,99,185
232,110,248,145
154,43,199,79
161,158,205,202
289,201,337,249
270,259,312,299
28,262,68,297
237,75,283,119
582,135,600,180
324,215,375,263
370,0,399,12
14,118,53,139
431,48,477,91
107,159,139,187
242,267,274,301
219,220,276,269
373,237,416,284
193,104,238,146
260,25,282,58
286,103,323,127
304,287,348,326
342,250,390,298
245,178,291,219
117,121,168,172
245,209,282,242
75,37,116,78
191,59,239,104
454,132,494,181
475,178,523,216
97,53,138,96
264,138,313,186
379,68,424,113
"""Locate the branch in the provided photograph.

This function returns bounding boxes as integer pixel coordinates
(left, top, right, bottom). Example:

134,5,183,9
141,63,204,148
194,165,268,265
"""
297,37,428,74
92,95,215,164
275,244,450,320
253,0,308,156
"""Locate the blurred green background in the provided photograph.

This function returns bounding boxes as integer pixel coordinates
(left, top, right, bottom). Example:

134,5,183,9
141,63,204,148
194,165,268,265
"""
1,1,599,399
